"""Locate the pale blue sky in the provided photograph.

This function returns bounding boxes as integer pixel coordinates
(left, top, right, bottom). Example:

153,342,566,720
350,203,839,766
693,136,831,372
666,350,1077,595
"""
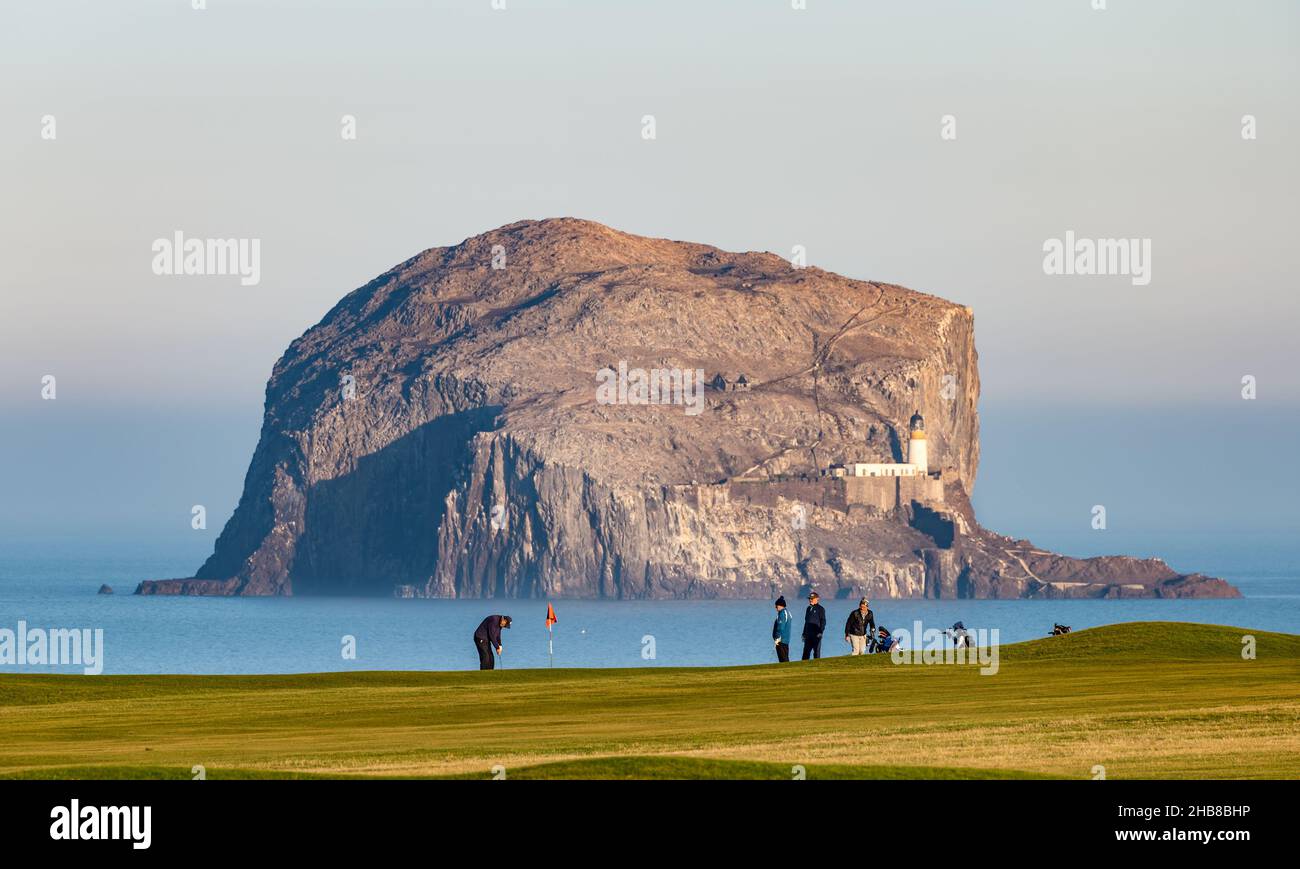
1,0,1297,546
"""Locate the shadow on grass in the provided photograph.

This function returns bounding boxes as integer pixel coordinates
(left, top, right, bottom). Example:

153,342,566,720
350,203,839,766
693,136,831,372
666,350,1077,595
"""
1,756,1056,781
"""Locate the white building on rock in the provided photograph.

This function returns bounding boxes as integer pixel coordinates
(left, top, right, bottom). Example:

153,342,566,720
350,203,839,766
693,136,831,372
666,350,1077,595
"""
825,411,931,478
907,410,928,473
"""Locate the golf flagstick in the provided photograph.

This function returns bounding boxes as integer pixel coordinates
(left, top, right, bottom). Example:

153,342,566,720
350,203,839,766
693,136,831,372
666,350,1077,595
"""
545,602,557,669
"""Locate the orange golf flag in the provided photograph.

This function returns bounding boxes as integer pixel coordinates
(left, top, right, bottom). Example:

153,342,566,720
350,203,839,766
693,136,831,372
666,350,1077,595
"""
545,603,557,629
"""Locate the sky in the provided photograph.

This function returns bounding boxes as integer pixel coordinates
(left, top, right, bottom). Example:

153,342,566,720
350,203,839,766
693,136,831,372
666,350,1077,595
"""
1,0,1297,552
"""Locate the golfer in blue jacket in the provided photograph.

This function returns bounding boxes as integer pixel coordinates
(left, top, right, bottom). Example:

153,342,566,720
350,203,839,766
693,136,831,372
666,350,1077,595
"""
772,596,793,662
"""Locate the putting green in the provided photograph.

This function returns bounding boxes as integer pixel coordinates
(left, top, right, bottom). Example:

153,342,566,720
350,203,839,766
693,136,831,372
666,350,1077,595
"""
1,622,1296,780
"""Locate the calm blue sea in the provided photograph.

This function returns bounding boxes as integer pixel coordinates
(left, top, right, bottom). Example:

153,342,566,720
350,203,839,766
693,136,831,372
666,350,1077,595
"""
0,532,1295,674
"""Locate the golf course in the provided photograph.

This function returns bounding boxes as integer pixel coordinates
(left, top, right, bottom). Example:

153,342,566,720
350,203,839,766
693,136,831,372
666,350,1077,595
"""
1,622,1297,780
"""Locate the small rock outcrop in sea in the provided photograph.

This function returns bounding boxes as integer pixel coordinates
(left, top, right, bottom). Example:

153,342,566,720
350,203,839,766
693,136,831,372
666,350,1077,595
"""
135,219,1238,600
97,584,113,595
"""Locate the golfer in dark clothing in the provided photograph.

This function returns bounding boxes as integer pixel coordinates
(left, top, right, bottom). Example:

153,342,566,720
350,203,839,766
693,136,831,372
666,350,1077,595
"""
801,591,827,660
845,597,876,655
473,614,512,670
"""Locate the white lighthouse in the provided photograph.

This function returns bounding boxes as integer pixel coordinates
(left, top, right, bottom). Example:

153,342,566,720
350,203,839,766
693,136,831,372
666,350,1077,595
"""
824,409,936,480
907,410,928,474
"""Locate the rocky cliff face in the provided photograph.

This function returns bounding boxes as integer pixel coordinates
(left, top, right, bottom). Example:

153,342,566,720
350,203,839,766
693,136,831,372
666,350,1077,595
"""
137,219,1237,599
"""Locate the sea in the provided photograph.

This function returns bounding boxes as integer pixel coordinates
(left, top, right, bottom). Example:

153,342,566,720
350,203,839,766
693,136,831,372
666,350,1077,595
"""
0,531,1295,674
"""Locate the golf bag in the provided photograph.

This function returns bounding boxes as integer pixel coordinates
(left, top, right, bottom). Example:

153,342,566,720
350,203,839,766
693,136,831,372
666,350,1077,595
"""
945,621,973,649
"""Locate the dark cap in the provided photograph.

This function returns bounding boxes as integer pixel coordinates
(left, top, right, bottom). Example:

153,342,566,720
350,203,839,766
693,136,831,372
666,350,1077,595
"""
808,590,820,599
501,615,512,628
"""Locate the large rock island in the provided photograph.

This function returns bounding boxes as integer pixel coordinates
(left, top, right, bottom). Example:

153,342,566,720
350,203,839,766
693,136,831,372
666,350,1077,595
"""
138,219,1237,599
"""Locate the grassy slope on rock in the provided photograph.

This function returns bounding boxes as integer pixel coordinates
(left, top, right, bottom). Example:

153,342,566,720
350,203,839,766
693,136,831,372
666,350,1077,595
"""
0,623,1296,780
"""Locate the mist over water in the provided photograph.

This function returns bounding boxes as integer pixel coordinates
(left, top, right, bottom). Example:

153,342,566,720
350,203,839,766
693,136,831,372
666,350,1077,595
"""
2,396,1295,674
0,527,1293,675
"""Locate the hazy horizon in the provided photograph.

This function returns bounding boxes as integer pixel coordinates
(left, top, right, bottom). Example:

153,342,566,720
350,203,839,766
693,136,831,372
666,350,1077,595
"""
2,1,1297,552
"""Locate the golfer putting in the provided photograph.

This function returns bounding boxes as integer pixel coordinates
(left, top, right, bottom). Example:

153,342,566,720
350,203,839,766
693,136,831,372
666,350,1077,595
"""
473,614,512,670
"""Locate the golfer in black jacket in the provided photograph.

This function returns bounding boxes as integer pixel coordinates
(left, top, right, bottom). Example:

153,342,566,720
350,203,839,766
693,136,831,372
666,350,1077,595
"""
473,614,512,670
801,591,827,660
844,597,876,655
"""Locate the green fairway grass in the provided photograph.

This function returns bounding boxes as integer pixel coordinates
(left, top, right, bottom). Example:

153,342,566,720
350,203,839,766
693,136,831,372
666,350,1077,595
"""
1,622,1296,780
